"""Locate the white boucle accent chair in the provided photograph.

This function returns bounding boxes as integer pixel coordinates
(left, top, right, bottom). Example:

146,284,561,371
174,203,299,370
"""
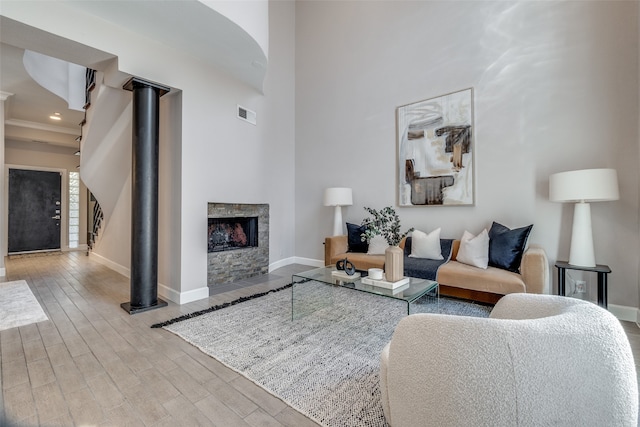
380,293,638,427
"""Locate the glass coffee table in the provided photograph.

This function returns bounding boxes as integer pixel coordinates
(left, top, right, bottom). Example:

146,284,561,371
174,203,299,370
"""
291,266,439,320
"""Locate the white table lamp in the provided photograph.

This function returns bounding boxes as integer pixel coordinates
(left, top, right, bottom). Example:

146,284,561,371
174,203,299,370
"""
549,168,619,267
324,187,353,236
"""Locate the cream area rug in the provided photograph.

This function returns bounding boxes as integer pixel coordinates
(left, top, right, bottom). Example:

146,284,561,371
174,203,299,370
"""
162,283,491,427
0,280,48,331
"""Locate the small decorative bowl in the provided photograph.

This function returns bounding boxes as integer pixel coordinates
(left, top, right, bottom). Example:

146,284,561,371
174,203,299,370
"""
368,268,384,280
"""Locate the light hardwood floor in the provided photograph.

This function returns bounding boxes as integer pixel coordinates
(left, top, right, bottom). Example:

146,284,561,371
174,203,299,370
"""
1,252,639,426
0,252,320,427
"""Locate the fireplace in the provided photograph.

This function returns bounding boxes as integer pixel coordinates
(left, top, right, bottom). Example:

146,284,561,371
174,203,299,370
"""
207,203,269,285
208,217,258,252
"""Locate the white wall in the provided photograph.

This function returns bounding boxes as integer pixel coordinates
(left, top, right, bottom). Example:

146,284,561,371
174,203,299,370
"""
263,0,296,267
295,1,639,309
178,0,296,295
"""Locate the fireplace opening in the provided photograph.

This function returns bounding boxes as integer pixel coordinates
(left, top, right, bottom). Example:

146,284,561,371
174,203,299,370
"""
208,217,258,253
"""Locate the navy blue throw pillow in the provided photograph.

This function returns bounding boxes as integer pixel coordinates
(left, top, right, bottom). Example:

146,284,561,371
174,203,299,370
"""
346,223,369,253
488,222,533,273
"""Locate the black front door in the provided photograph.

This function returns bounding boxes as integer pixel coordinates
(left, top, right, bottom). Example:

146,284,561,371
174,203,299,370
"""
8,169,62,253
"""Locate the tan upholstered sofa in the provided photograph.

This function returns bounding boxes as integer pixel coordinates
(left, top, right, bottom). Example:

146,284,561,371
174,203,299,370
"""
324,235,549,301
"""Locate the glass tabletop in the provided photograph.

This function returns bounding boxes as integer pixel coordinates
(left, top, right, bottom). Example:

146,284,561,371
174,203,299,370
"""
292,266,438,304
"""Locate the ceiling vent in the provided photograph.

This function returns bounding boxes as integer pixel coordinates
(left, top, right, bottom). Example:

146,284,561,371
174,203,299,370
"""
237,105,256,126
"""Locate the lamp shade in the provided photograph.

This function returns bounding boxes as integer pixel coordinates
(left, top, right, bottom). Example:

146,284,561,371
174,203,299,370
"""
323,187,353,206
549,168,619,203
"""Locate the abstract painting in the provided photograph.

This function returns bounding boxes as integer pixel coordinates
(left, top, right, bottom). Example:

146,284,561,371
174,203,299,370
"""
397,88,474,206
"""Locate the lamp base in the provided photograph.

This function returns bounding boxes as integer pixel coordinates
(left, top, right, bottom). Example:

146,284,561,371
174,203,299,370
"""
332,205,343,236
568,202,595,268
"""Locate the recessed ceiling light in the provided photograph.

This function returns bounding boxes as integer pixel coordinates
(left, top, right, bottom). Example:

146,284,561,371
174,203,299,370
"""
49,112,62,121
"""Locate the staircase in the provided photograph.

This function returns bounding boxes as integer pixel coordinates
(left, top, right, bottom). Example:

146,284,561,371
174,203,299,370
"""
79,71,133,233
77,69,106,255
78,69,133,257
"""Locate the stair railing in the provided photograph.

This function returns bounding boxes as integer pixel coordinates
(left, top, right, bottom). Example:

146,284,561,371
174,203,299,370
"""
87,192,104,255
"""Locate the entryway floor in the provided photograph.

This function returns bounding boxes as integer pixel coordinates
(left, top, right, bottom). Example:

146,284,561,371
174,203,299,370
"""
0,251,321,426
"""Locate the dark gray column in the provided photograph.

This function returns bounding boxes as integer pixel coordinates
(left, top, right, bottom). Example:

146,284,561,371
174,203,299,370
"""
121,77,170,314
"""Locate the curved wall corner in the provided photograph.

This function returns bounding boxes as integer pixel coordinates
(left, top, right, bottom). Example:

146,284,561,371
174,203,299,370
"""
200,0,269,60
23,50,86,111
47,0,269,92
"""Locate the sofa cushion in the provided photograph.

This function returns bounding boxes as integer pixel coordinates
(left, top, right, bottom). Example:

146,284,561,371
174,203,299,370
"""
403,238,453,281
367,235,389,255
346,222,368,253
437,260,526,294
409,228,444,260
456,229,489,269
488,222,533,273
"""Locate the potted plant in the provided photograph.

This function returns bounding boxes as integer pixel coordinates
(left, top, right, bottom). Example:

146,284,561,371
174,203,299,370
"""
361,206,413,282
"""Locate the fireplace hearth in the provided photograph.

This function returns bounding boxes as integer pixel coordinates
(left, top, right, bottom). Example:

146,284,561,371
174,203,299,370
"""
207,203,269,285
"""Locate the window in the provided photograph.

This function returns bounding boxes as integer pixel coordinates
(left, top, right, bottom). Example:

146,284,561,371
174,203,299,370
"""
69,172,80,248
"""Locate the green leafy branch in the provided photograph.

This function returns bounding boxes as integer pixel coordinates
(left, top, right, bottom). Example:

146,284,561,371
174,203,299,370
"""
360,206,413,247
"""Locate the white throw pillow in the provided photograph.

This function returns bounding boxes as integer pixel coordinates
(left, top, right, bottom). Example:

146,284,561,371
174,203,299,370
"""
409,228,443,260
367,235,389,255
456,229,489,269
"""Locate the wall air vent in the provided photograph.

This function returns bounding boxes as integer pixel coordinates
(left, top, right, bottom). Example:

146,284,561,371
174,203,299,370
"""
237,105,256,126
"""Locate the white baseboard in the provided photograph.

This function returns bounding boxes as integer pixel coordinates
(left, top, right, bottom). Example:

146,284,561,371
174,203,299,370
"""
158,282,179,304
89,252,130,277
89,252,209,305
608,304,638,323
269,256,296,272
162,285,209,305
269,256,322,272
293,256,324,268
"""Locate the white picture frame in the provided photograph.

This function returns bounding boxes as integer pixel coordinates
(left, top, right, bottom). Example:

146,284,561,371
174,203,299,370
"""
397,88,475,206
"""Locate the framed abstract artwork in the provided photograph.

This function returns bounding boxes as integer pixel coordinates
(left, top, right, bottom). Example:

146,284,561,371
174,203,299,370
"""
397,88,475,206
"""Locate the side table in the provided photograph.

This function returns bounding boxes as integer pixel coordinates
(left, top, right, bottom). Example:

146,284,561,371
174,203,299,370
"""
555,261,611,309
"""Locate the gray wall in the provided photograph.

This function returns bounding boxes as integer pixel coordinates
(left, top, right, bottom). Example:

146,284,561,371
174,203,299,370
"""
295,1,639,309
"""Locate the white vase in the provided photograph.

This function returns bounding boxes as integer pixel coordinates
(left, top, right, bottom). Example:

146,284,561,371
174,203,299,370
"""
385,245,404,282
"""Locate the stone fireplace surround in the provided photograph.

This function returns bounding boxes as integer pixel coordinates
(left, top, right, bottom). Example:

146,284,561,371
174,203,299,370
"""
207,203,269,285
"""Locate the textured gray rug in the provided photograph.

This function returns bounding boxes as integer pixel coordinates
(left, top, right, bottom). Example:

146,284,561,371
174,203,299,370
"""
0,280,48,331
163,282,491,427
